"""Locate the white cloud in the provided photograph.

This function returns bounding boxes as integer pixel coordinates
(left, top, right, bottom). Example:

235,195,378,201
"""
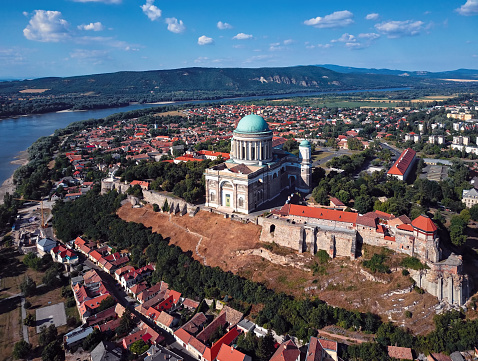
331,33,356,43
141,0,162,21
269,42,282,51
217,21,232,30
194,56,209,64
304,10,354,28
366,13,379,20
331,32,379,50
198,35,214,45
233,32,253,40
375,20,424,38
72,0,121,3
69,49,111,65
358,32,380,40
166,17,185,33
23,10,70,42
283,39,294,45
77,22,104,31
456,0,478,15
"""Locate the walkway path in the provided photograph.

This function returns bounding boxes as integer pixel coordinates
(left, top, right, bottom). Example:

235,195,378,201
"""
20,297,29,343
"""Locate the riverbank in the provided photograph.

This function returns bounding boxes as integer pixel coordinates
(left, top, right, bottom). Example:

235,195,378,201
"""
0,151,29,205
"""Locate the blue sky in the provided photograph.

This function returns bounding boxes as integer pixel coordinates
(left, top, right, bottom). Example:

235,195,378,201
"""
1,0,477,78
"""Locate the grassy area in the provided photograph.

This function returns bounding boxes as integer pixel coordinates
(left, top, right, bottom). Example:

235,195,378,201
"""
0,298,22,361
312,151,333,162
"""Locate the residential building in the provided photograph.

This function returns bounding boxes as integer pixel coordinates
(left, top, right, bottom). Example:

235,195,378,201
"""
462,188,478,208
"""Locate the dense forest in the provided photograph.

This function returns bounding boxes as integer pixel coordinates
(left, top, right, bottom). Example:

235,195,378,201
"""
50,189,478,360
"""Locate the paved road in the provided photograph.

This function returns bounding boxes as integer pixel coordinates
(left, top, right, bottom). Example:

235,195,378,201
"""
312,148,352,167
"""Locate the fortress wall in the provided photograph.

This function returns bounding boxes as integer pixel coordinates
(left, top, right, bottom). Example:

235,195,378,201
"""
142,190,196,215
260,218,303,251
411,269,468,306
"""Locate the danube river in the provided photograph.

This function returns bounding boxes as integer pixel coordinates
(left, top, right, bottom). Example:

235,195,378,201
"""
0,87,409,186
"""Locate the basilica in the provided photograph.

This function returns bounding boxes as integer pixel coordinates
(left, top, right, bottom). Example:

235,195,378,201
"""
205,113,312,214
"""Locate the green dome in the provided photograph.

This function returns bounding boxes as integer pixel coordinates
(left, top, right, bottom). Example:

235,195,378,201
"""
300,139,311,147
235,114,270,134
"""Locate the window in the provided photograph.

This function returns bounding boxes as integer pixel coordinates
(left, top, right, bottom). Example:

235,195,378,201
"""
238,197,244,207
210,192,215,202
270,224,275,233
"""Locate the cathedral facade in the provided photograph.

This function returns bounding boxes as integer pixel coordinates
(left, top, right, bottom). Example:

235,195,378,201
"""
205,114,312,214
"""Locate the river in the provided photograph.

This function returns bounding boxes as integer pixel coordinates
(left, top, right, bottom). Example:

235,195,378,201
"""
0,87,409,185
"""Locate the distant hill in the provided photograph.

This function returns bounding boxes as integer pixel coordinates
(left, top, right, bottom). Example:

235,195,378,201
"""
318,64,478,80
0,65,444,97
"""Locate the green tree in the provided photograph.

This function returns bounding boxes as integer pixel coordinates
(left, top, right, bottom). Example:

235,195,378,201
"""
257,331,276,361
82,328,103,351
354,194,374,214
42,340,63,361
312,187,329,205
20,276,36,297
24,313,35,326
470,203,478,221
39,324,58,347
130,340,149,355
97,296,116,312
449,215,467,246
13,340,31,360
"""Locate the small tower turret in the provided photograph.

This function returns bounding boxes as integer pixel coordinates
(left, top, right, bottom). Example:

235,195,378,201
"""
299,139,312,191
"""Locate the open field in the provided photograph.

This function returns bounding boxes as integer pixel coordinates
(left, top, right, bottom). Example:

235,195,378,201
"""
312,151,333,162
18,89,50,94
0,297,22,361
0,248,46,361
0,250,44,298
118,204,440,334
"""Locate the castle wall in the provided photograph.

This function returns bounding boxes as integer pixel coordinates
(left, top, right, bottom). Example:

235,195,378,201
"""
260,218,357,259
411,269,469,306
260,218,303,251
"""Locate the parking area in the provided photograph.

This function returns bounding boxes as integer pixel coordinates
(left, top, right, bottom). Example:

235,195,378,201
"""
35,302,67,333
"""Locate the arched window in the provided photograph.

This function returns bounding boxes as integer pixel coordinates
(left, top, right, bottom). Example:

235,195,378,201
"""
210,192,215,202
238,197,244,207
270,224,275,233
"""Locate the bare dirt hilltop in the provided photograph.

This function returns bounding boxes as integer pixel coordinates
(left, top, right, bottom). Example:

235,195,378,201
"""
118,203,440,335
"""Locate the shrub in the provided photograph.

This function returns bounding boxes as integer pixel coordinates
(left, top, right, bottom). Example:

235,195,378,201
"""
23,300,31,309
316,250,330,265
363,254,390,273
402,269,410,276
404,311,412,318
401,257,428,270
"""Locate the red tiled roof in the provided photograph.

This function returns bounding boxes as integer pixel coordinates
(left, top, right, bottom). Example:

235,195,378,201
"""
188,336,206,354
203,327,241,361
286,204,358,224
270,339,300,361
319,338,337,352
412,215,437,233
397,224,414,232
197,313,227,343
387,148,416,176
156,311,175,327
374,210,394,220
216,344,247,361
182,312,207,335
174,328,192,345
329,197,345,207
89,250,103,262
388,346,413,360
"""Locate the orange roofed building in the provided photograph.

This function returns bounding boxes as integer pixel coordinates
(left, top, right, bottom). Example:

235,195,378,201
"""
387,148,416,181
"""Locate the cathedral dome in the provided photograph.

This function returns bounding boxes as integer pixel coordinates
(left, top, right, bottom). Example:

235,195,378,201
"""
235,114,270,134
300,139,310,147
